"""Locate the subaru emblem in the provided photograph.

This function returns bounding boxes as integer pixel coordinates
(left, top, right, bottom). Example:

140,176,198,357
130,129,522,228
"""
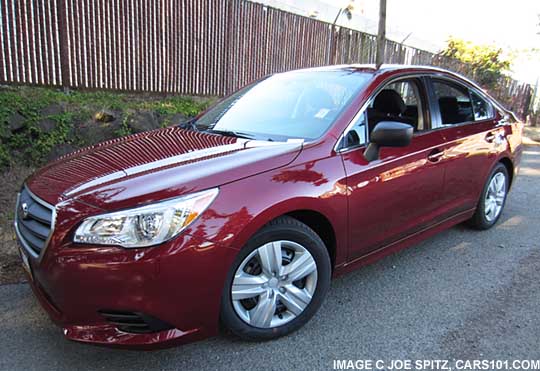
20,202,29,219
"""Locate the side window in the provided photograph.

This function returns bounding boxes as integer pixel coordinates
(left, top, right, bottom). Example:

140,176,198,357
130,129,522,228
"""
340,78,426,150
366,79,425,133
341,111,367,149
470,91,493,121
433,80,474,125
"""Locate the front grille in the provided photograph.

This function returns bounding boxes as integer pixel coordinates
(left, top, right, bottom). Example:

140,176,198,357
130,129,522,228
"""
15,186,55,257
99,310,174,334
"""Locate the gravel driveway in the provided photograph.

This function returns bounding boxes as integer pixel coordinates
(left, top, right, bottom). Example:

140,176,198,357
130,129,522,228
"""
1,145,539,371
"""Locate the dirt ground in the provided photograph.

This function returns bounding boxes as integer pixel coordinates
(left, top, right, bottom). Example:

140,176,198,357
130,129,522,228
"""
1,125,539,285
524,124,540,144
0,166,34,284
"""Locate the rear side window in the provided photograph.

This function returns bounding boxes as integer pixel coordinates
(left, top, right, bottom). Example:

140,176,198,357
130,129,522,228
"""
470,91,493,120
433,80,474,125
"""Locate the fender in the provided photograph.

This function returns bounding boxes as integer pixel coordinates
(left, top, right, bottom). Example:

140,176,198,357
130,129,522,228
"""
193,155,349,267
231,196,346,264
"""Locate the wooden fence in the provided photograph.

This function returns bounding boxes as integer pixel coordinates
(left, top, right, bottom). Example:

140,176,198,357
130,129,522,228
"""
0,0,532,117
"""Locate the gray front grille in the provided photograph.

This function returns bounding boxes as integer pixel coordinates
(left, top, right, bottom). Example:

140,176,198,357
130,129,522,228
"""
14,186,55,258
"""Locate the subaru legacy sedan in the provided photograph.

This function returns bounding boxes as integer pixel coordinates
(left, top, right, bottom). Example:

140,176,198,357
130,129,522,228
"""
15,65,522,349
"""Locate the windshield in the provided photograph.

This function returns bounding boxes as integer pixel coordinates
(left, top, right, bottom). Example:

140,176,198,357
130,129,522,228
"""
193,70,372,141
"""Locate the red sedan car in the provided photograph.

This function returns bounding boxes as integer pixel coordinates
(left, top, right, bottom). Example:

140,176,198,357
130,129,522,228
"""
15,65,522,349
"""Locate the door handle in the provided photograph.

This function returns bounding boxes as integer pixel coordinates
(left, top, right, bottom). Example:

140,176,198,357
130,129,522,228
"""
427,149,444,162
485,132,496,143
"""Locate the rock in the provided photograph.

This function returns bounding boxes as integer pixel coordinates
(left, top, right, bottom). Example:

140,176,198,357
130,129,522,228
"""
8,112,26,132
47,143,77,162
36,118,56,133
127,111,160,133
94,109,118,123
41,103,65,117
74,119,121,144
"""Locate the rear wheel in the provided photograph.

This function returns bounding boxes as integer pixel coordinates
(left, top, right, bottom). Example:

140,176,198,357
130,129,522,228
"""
468,163,509,230
220,216,331,340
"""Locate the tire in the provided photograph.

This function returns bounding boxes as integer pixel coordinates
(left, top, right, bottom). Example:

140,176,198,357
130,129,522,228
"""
220,216,331,341
468,162,509,230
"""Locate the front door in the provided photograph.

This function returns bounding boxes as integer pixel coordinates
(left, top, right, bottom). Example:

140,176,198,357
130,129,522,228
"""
340,77,448,260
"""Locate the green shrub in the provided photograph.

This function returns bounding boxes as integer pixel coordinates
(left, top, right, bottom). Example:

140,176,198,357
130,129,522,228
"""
0,86,212,169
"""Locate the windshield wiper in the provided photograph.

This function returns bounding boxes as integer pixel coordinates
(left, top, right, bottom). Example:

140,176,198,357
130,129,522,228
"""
204,129,255,140
177,118,199,131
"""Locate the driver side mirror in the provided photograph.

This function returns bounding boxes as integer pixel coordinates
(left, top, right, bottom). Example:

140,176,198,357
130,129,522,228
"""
363,121,413,162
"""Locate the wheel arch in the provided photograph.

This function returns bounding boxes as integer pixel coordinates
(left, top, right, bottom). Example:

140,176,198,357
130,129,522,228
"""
230,198,344,269
498,156,514,189
285,210,337,269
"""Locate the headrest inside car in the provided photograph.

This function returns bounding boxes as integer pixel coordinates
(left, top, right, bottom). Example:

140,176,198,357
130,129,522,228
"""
373,89,406,115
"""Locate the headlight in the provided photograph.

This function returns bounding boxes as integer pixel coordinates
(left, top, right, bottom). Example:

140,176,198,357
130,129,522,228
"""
73,188,218,248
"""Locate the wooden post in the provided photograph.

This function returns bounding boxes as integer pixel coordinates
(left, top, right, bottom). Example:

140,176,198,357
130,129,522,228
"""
530,76,539,115
527,76,540,126
57,0,70,89
326,8,343,65
375,0,386,69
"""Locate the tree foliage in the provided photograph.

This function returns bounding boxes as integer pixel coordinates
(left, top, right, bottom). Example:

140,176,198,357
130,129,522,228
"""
441,37,512,89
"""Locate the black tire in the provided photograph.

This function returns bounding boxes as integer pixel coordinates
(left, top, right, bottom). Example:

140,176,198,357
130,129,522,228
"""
468,162,509,230
220,216,331,341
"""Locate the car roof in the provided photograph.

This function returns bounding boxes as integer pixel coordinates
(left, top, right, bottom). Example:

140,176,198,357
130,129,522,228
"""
275,64,507,112
290,64,496,104
296,63,456,75
285,64,480,87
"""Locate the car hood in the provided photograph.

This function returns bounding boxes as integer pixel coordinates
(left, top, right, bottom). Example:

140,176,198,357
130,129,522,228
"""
26,127,303,209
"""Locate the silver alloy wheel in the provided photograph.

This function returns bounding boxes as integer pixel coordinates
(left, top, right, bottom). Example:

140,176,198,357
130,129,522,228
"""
231,240,318,329
484,172,506,222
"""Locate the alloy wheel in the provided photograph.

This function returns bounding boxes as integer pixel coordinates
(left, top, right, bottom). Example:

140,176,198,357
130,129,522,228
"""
484,172,506,222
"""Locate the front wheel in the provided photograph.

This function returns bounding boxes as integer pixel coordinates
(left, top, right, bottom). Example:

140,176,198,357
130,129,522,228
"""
468,163,509,230
220,216,331,341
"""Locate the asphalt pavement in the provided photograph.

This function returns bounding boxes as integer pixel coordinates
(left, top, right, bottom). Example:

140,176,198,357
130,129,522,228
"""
1,146,539,371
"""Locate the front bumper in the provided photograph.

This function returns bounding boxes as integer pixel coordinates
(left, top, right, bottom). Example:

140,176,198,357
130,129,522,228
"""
18,232,239,349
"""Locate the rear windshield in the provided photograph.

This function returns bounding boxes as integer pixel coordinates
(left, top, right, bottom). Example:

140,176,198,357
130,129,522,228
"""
194,70,372,141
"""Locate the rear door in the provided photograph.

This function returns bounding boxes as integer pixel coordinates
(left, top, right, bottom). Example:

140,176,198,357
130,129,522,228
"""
340,76,448,260
427,77,502,217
